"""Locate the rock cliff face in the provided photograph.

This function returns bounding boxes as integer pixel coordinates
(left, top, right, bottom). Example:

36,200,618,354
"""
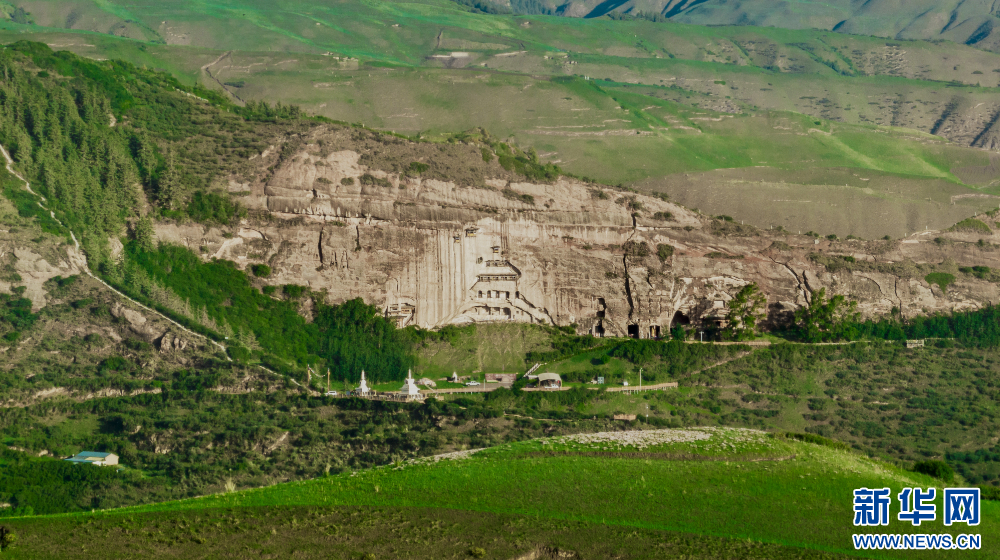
154,127,1000,336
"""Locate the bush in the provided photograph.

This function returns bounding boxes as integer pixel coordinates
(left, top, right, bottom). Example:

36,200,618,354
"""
187,191,241,225
807,398,827,411
913,460,954,482
468,547,486,558
0,293,37,342
408,161,429,174
0,526,16,551
925,272,955,293
623,240,649,258
360,174,391,188
949,218,991,234
653,211,673,221
959,265,990,279
340,177,355,186
250,264,271,278
282,284,307,299
501,188,534,205
656,244,674,262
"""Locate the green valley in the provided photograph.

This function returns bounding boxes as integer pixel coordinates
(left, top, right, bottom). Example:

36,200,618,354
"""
1,2,1000,558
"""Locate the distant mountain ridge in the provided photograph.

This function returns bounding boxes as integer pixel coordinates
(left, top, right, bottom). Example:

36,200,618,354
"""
486,0,1000,51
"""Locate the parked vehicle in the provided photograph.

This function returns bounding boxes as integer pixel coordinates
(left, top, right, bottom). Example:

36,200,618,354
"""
465,381,480,387
325,391,338,396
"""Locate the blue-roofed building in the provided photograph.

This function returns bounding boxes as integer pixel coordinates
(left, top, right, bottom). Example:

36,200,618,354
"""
64,451,119,466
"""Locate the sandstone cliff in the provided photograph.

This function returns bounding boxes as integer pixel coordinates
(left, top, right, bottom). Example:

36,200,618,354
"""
153,127,1000,337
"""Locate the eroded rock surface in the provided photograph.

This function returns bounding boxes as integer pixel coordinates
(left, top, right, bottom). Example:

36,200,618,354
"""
152,128,1000,336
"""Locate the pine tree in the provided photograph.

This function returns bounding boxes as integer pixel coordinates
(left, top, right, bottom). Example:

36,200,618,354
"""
157,150,180,210
237,327,260,351
133,216,156,253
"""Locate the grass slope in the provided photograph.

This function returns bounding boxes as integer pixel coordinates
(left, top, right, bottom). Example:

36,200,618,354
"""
6,2,1000,234
3,428,994,558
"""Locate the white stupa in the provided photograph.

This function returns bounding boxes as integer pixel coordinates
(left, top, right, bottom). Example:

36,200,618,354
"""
400,369,421,398
357,370,371,395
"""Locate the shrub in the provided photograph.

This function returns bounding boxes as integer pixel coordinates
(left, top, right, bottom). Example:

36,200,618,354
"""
501,188,534,205
408,161,429,174
623,240,649,258
340,177,355,186
959,265,990,279
282,284,307,299
360,174,391,188
807,398,827,411
949,218,991,234
925,272,955,293
913,460,954,482
187,191,242,225
656,244,674,262
468,547,486,558
250,264,271,278
0,526,17,551
653,211,673,221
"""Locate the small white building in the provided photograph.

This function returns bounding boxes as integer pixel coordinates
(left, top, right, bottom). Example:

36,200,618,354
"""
65,451,119,466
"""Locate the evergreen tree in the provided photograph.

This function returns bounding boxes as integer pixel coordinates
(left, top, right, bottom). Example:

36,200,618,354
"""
157,150,180,210
132,216,156,253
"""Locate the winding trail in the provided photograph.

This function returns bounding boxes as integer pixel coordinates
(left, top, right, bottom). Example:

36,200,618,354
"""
0,143,231,360
1,143,313,392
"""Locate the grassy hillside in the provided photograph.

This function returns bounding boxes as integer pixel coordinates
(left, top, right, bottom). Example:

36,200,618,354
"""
6,315,1000,518
3,427,995,558
480,0,1000,52
6,1,1000,232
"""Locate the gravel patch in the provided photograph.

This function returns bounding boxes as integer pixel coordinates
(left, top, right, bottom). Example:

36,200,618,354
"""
546,429,712,450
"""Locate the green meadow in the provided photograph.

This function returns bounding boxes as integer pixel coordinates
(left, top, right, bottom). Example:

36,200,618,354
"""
3,427,995,558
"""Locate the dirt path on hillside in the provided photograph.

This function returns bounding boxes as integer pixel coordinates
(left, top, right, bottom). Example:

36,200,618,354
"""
0,143,231,359
201,50,245,104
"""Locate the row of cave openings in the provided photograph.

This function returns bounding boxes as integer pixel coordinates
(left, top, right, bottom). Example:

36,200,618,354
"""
590,300,693,340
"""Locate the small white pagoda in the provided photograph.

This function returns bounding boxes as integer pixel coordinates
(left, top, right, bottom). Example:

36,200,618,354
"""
399,369,423,400
357,370,371,396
